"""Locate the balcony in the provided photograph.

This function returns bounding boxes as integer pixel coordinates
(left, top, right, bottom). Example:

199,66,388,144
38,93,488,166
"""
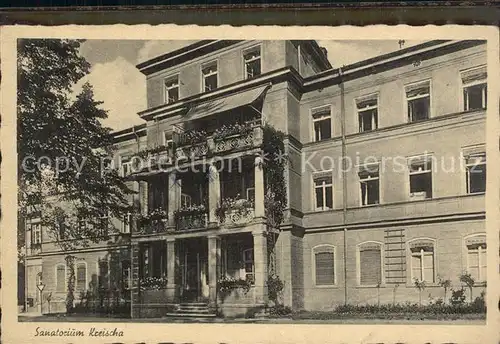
217,198,256,227
175,207,209,231
174,121,262,161
134,211,169,235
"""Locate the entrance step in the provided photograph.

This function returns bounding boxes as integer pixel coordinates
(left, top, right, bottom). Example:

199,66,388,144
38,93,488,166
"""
167,303,217,318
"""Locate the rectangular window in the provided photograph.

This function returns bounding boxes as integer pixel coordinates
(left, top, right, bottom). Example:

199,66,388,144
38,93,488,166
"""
57,219,66,240
465,152,486,194
359,164,380,206
56,265,66,292
408,157,432,199
98,260,109,289
202,61,218,92
122,260,131,290
148,175,168,210
410,244,435,283
314,248,335,286
242,249,254,283
467,244,487,282
359,245,382,285
122,213,132,233
406,81,431,122
164,76,179,104
30,223,42,245
76,263,86,291
462,66,487,111
311,106,332,142
314,174,333,211
244,47,261,79
357,96,378,132
98,213,109,237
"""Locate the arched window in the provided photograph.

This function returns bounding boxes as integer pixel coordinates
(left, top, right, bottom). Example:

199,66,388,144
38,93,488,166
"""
312,245,336,286
357,242,383,286
76,262,87,291
409,238,436,283
55,264,66,292
465,234,487,282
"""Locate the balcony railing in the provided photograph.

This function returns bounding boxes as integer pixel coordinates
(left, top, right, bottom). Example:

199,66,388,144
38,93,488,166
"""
174,122,262,160
174,208,209,231
134,214,169,235
221,207,255,226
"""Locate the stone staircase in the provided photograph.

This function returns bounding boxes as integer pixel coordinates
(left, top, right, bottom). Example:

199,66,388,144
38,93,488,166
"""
166,302,217,318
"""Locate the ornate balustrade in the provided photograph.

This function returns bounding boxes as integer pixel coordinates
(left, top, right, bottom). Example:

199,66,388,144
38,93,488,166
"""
134,216,169,235
173,122,262,160
175,210,209,231
221,207,255,226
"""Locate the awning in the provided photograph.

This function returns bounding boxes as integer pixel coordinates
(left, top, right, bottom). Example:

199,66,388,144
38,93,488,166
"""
185,84,271,121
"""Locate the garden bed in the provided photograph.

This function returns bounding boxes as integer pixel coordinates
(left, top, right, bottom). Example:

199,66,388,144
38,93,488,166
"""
278,303,486,321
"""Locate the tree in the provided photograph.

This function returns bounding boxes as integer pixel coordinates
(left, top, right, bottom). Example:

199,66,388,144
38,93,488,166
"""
17,39,133,251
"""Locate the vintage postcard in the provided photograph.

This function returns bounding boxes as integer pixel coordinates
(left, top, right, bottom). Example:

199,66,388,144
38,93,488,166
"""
1,24,499,343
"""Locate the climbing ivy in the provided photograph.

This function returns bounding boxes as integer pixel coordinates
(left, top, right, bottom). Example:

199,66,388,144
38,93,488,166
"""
262,124,287,230
65,255,76,314
262,124,287,281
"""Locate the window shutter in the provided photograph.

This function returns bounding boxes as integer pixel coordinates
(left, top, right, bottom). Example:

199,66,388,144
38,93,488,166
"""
315,251,335,285
359,247,381,285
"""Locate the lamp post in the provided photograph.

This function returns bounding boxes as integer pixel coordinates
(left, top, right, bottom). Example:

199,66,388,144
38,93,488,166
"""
36,281,45,314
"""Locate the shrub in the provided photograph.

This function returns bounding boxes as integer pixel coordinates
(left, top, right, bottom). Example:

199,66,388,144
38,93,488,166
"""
450,288,466,306
267,274,284,305
268,304,292,317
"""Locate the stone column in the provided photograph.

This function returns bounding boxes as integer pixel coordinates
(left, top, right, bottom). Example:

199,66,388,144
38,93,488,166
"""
208,235,221,308
253,231,268,304
208,162,221,226
254,156,265,218
166,238,177,302
167,171,180,228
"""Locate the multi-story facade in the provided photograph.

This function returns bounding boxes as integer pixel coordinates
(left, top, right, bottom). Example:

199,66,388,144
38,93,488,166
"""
23,39,487,318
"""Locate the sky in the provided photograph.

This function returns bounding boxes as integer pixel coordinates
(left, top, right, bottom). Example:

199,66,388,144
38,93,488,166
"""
76,39,426,131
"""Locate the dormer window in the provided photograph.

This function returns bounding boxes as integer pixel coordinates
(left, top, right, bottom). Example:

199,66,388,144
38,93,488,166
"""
244,47,261,79
164,76,179,104
202,61,218,92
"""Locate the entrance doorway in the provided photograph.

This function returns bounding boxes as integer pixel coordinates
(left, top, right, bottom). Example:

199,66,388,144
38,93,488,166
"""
180,238,209,302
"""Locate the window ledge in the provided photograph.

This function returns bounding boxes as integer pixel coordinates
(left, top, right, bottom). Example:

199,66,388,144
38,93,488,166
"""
360,203,381,208
313,285,339,289
467,192,485,196
356,284,386,289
